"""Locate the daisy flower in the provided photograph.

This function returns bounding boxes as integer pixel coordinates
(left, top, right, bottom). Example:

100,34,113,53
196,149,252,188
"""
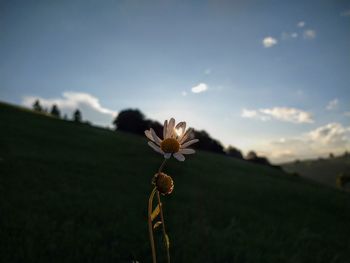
145,118,198,161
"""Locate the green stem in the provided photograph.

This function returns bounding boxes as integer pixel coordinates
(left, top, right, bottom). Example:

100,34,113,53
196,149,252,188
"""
148,187,157,263
158,158,167,173
157,191,171,263
148,158,170,263
157,158,170,262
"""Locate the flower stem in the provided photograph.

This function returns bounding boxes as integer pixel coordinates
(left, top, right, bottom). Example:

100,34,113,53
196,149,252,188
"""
148,187,157,263
158,158,167,173
148,158,170,263
157,158,170,262
157,190,171,263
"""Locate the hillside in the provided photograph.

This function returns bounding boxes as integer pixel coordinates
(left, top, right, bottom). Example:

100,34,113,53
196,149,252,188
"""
283,156,350,188
1,101,350,263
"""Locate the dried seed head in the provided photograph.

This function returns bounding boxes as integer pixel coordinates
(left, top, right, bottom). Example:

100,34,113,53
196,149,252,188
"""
153,172,174,195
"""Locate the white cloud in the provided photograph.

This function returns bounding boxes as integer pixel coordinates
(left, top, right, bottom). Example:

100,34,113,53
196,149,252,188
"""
340,10,350,17
261,107,314,123
326,98,339,110
22,91,117,127
241,107,314,124
262,122,350,163
297,21,305,28
241,109,257,118
262,36,278,48
191,83,208,93
308,122,350,145
303,29,316,39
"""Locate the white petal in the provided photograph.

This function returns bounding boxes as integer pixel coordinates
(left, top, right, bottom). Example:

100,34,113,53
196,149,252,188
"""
180,139,199,148
148,141,164,154
145,130,155,142
175,121,185,129
175,122,186,138
167,118,175,138
150,128,162,145
179,128,193,144
163,120,168,140
179,148,195,155
173,152,185,161
164,153,172,159
175,121,186,131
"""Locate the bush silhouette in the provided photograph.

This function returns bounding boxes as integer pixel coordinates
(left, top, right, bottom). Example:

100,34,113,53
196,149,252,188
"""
225,146,243,159
336,173,350,189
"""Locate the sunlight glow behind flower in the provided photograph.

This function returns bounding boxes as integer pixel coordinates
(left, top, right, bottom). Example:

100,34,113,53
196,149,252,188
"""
175,127,184,137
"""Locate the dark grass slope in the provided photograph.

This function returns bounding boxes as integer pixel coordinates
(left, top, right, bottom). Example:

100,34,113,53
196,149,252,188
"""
1,102,350,263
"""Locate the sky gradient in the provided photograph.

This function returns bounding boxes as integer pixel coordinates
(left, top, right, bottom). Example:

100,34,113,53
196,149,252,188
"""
1,0,350,163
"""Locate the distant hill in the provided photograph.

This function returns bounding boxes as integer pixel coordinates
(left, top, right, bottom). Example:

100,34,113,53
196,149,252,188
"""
1,101,350,263
282,155,350,189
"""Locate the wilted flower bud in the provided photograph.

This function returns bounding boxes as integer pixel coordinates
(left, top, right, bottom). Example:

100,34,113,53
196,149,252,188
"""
153,172,174,195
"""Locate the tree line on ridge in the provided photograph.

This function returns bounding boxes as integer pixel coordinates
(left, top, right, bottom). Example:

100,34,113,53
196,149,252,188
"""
32,100,276,168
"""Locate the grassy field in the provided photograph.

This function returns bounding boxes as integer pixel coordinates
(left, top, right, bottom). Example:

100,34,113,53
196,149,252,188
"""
283,156,350,188
1,101,350,263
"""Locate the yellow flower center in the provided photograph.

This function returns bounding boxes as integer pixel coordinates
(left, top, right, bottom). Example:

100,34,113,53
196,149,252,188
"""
161,138,180,153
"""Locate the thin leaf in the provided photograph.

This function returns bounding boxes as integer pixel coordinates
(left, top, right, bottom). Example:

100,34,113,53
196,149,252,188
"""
153,221,162,230
151,203,161,221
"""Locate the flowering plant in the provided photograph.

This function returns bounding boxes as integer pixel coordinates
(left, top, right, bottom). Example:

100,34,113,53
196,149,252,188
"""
145,118,198,263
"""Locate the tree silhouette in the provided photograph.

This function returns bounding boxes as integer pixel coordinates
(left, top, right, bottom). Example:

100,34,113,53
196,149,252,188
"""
73,109,82,123
50,104,61,118
246,151,258,160
226,146,243,159
112,109,148,135
32,100,42,112
246,151,271,166
145,119,163,137
193,130,224,154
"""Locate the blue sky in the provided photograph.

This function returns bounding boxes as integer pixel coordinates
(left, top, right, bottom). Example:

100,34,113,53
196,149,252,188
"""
1,0,350,162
